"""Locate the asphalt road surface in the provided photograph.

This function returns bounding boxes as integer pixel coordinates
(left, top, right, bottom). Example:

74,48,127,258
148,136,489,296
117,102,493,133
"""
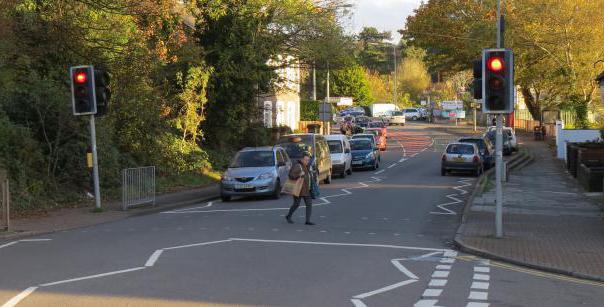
1,123,603,307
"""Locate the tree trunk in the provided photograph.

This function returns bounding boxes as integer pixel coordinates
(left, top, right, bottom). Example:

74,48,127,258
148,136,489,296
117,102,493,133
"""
521,87,541,121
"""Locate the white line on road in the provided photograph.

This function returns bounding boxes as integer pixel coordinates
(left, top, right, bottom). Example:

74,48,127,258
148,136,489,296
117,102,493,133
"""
19,239,52,242
388,163,397,169
429,279,447,287
169,202,214,212
399,158,408,163
145,250,164,267
164,239,233,250
473,274,490,281
469,291,489,300
353,279,417,299
467,303,490,307
230,238,448,252
374,169,386,175
474,267,490,273
471,282,490,290
391,260,419,279
1,287,38,307
350,299,367,307
422,289,443,297
432,271,450,278
40,267,146,287
0,242,18,249
414,299,441,307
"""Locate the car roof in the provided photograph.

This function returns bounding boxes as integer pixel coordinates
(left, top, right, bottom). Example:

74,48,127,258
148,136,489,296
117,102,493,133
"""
325,134,347,141
352,134,375,137
447,142,477,148
240,146,280,152
459,137,484,141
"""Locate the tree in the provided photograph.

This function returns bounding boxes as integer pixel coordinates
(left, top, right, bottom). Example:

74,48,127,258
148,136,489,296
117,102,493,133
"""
357,27,393,74
365,69,392,103
331,64,374,106
396,56,431,104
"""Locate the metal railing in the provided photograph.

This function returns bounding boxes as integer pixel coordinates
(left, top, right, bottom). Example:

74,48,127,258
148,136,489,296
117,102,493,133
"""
122,166,155,210
0,169,9,231
432,136,459,152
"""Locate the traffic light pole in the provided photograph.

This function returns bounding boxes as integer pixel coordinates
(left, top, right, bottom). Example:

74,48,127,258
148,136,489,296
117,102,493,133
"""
495,0,504,238
89,115,101,210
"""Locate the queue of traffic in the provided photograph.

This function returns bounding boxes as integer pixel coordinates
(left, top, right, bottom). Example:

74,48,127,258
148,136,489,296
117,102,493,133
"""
219,118,390,202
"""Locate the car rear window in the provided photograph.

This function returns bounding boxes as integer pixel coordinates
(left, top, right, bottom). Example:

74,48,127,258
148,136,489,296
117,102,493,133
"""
277,135,313,159
459,139,485,151
446,144,475,155
350,139,372,150
327,140,343,153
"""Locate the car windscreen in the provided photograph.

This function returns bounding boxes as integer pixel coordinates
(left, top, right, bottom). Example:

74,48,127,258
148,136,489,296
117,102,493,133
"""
350,140,372,151
230,151,275,168
485,131,509,141
459,139,485,151
277,136,313,159
392,111,403,116
327,140,343,153
368,122,384,128
446,144,475,155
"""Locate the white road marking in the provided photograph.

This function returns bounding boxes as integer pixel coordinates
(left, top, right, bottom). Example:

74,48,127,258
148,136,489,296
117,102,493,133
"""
1,287,38,307
399,158,408,163
374,169,386,175
471,282,490,290
469,291,489,300
435,265,452,270
422,289,443,297
40,267,146,287
169,202,213,212
414,299,441,307
0,239,52,250
440,258,455,264
145,250,163,267
432,271,450,278
466,303,490,307
431,178,474,215
230,238,448,252
443,251,458,258
164,239,232,250
429,279,447,287
388,163,397,169
350,298,367,307
0,242,18,249
474,267,490,273
473,274,490,281
353,279,418,299
391,261,419,279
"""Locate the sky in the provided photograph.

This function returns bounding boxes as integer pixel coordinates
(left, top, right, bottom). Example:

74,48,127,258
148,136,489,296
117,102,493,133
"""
346,0,424,42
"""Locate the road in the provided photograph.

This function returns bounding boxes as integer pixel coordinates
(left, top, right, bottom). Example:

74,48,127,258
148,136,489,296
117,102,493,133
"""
1,123,603,307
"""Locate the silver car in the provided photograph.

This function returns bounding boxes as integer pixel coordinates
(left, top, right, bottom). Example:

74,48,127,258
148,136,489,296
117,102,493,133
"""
441,142,484,176
220,146,291,201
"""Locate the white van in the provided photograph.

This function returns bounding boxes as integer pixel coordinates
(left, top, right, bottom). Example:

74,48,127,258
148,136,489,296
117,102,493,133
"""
325,135,353,178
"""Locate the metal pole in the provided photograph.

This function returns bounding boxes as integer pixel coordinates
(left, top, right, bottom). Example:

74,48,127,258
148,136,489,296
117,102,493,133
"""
90,115,101,210
312,62,317,101
474,104,477,131
393,45,397,106
324,62,330,135
495,0,504,238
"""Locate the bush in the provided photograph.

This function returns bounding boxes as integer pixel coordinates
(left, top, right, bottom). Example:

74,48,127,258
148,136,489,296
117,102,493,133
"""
301,100,320,121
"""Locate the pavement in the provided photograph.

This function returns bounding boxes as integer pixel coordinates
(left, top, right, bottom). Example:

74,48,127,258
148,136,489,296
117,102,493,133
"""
456,134,604,281
1,122,604,307
0,184,220,241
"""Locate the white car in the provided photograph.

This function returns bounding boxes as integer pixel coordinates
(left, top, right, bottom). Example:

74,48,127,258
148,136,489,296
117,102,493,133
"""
388,111,406,125
487,126,518,151
325,135,353,178
403,108,422,120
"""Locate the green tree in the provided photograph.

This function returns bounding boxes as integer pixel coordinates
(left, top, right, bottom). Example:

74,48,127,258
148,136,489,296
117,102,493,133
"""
331,64,374,106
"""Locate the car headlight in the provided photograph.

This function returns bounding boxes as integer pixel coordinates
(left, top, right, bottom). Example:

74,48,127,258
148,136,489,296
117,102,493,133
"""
222,173,234,181
365,152,373,159
258,172,274,180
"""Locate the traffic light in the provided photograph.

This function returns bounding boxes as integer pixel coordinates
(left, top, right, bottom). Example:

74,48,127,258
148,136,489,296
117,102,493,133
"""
94,69,111,116
482,49,514,113
70,65,97,115
472,59,482,100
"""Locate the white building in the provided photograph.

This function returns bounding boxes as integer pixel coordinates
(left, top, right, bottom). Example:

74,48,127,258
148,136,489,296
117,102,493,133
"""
262,56,301,131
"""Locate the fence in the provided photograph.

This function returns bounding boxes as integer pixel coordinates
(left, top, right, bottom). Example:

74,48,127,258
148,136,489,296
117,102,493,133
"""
122,166,155,210
432,136,459,152
0,169,9,231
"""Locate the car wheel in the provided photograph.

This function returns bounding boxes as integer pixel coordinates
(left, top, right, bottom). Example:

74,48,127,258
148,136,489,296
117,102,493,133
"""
221,194,231,202
324,170,332,184
272,180,281,199
441,168,447,176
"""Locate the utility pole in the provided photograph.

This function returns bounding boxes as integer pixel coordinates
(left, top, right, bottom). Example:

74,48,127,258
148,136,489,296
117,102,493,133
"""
393,44,397,106
324,61,330,135
495,0,504,238
312,61,317,101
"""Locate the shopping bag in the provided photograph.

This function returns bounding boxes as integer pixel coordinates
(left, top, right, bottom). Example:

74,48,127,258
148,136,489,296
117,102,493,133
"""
310,175,320,199
283,177,304,196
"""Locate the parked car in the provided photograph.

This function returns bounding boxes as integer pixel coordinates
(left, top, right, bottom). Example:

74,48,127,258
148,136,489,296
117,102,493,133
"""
221,146,292,201
368,121,388,138
441,142,484,176
488,126,518,151
389,111,406,126
350,138,380,170
325,135,353,178
351,134,381,161
484,130,513,156
458,136,495,169
340,107,365,117
277,134,333,184
355,116,370,129
403,108,422,120
365,128,387,151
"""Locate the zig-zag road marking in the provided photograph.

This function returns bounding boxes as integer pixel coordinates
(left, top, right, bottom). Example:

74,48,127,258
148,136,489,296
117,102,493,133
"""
431,178,474,215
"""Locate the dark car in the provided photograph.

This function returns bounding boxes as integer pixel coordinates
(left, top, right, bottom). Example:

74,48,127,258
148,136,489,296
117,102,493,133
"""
276,134,333,184
484,130,513,156
350,139,379,170
458,137,495,169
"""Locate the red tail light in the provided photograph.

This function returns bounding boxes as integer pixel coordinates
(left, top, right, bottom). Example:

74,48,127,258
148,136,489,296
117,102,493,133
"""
473,155,480,163
442,155,447,162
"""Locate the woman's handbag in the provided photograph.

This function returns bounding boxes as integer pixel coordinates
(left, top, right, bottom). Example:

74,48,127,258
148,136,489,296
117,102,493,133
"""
283,165,305,196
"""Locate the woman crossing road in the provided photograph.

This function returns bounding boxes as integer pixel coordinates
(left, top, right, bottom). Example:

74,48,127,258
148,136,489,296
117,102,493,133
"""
285,151,315,225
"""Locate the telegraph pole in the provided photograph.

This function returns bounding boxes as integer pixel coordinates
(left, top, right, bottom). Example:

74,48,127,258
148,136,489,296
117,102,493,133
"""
312,61,317,101
393,45,397,106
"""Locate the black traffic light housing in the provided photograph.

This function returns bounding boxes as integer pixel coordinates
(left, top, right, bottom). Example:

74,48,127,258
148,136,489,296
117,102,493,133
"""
70,65,97,115
472,59,482,100
482,49,514,114
94,69,111,116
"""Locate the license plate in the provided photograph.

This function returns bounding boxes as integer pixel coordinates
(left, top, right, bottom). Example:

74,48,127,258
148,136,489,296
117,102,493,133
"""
235,184,254,190
453,157,465,162
352,161,363,165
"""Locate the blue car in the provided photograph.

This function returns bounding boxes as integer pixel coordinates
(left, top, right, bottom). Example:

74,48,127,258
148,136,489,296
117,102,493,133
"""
350,139,379,170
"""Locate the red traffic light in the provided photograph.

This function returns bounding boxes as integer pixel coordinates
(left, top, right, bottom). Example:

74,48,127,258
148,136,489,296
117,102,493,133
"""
487,57,504,72
75,72,87,84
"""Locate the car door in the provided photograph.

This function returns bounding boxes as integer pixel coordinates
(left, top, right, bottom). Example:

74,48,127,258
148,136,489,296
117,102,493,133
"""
276,150,287,183
344,139,352,170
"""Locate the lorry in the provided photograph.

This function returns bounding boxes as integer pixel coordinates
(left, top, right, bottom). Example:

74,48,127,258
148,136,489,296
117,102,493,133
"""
370,103,398,117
